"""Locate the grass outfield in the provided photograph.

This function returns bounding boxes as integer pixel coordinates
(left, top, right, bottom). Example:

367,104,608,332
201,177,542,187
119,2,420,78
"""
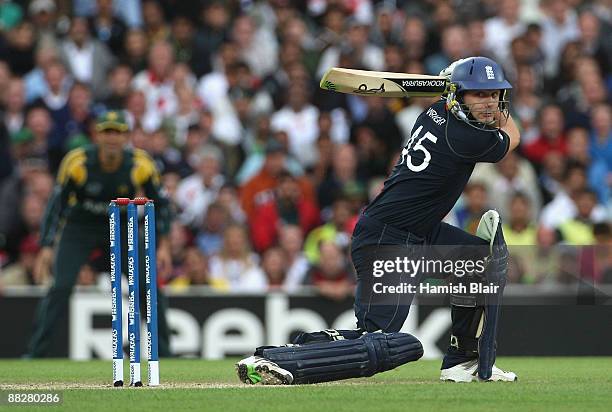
0,358,610,411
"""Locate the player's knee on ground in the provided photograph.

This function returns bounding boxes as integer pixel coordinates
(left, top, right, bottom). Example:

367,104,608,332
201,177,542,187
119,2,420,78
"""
256,331,423,384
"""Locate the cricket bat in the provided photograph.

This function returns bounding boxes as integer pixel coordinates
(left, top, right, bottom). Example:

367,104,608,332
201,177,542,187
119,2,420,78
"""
320,67,448,98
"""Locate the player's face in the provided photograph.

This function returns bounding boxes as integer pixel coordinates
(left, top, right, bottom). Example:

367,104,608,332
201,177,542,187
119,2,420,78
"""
97,129,129,155
462,90,501,125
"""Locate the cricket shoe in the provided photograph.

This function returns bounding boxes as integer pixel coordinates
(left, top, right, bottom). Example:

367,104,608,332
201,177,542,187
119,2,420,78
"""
440,359,517,382
235,356,293,385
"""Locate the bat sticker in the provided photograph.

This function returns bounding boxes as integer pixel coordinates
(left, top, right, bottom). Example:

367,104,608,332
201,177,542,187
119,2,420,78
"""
322,80,337,91
353,83,386,94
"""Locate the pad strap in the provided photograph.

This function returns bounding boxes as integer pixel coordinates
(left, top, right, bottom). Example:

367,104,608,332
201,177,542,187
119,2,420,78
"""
292,329,365,345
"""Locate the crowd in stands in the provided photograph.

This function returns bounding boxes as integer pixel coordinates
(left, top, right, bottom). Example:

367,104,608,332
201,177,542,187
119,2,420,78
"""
0,0,610,295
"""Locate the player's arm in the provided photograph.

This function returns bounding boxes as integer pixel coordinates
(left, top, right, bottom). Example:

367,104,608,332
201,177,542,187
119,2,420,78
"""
499,114,520,154
36,150,86,282
39,150,86,247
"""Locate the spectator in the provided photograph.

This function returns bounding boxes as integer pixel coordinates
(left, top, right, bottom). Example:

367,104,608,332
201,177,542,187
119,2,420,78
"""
503,192,538,284
147,128,182,175
512,65,542,144
271,83,319,167
317,17,383,78
208,224,267,292
455,183,490,234
24,107,52,161
231,14,278,78
167,70,201,145
305,241,354,301
1,235,40,286
370,2,402,47
161,171,181,212
0,0,22,33
261,246,288,290
262,42,302,111
8,128,35,164
240,139,315,222
355,95,403,160
540,162,607,229
540,0,580,76
566,127,591,165
29,0,59,50
304,198,354,264
523,104,567,167
142,0,170,43
424,24,469,75
313,6,345,52
564,59,609,129
101,64,133,111
124,89,157,132
175,145,224,228
539,151,568,205
467,18,494,58
250,171,319,253
46,82,94,173
0,189,47,267
132,40,177,130
278,224,310,292
279,15,319,76
121,29,149,73
34,60,70,113
170,15,204,77
60,17,116,100
471,151,542,220
237,125,305,185
557,189,600,245
167,221,190,278
75,262,101,288
400,16,428,62
168,247,209,290
577,10,611,75
88,0,127,55
193,1,230,77
589,104,612,171
196,41,240,111
216,183,246,224
503,192,538,246
3,21,36,76
567,127,591,169
484,0,525,67
179,120,212,175
202,61,272,150
318,144,365,210
2,77,26,134
23,47,59,104
0,62,12,103
195,202,229,257
549,41,583,101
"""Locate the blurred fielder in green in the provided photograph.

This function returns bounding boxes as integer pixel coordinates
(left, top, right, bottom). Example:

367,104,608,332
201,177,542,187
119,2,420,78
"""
26,111,173,358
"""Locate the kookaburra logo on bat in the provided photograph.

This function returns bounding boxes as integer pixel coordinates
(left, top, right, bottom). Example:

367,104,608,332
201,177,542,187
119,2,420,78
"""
353,83,386,94
402,80,446,87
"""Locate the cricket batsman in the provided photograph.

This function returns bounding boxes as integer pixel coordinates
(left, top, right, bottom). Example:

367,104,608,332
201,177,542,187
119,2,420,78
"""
26,111,173,358
236,57,520,383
